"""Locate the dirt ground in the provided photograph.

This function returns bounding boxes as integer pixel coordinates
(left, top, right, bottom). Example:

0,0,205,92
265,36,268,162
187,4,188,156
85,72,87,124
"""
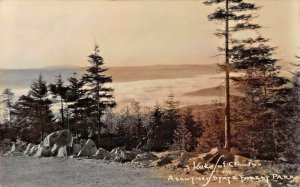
0,156,185,187
0,155,275,187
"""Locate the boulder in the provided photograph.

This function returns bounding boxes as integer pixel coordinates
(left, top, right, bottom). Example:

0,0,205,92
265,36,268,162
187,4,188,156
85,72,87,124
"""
150,154,172,167
114,151,136,163
28,145,39,156
43,129,73,148
131,152,159,167
34,144,52,157
77,139,97,157
110,147,126,155
24,143,35,156
132,152,158,162
51,144,60,156
10,143,16,152
92,148,111,159
196,148,234,165
72,144,82,155
155,151,182,160
57,146,71,158
110,147,136,162
173,151,196,169
4,142,27,156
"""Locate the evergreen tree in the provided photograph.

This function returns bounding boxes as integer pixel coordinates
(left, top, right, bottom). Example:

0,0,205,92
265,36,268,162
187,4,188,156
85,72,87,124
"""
66,73,86,137
173,120,192,151
82,44,116,144
1,88,14,124
131,101,144,141
117,106,134,148
290,59,300,162
49,74,68,128
12,74,54,142
163,93,180,149
145,104,165,151
204,0,289,158
204,0,261,149
197,107,225,152
181,107,203,151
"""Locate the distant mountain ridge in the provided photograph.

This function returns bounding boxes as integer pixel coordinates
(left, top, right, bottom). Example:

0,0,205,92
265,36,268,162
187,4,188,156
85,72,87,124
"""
0,64,218,89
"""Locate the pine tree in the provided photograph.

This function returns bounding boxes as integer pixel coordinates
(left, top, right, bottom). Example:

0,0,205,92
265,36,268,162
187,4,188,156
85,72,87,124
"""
82,44,116,145
49,74,68,128
1,88,14,124
12,74,54,142
204,0,261,150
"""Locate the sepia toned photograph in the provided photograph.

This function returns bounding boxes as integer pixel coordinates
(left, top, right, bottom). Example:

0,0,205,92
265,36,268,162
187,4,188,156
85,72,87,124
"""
0,0,299,186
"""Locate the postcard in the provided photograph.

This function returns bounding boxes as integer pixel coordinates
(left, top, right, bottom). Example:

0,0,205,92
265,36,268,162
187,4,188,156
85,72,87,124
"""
0,0,299,186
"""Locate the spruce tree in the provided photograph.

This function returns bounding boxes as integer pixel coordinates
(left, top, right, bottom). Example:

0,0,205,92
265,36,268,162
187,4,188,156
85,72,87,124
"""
204,0,261,150
145,104,164,151
13,74,54,142
131,101,144,141
82,44,116,144
181,107,203,151
163,93,180,149
1,88,14,124
173,121,192,151
204,0,289,159
66,73,86,137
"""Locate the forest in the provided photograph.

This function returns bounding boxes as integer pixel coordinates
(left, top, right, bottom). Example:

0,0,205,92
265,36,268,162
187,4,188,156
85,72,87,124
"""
0,0,299,165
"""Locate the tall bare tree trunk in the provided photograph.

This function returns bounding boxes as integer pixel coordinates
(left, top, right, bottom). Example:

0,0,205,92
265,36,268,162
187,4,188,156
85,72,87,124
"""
224,0,231,150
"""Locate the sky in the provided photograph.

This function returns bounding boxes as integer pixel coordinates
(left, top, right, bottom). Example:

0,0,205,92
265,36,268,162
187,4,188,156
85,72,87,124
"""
0,0,299,69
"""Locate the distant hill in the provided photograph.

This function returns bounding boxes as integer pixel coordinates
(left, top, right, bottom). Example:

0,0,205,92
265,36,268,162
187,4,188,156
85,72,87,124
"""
183,85,239,97
180,103,224,115
0,64,218,89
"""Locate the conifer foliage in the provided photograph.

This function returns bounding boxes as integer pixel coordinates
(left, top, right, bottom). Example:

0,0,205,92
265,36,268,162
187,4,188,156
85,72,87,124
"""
204,0,289,159
203,0,261,149
12,74,54,142
1,88,14,124
82,44,116,143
